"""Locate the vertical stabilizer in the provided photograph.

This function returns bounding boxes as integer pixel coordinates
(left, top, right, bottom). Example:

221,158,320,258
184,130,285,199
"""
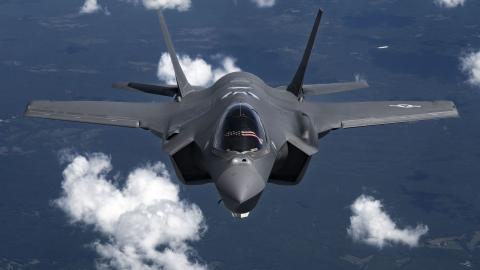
286,9,323,98
158,11,194,97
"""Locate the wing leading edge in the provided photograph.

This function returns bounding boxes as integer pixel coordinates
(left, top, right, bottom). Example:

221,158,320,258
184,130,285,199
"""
304,101,459,133
25,101,174,136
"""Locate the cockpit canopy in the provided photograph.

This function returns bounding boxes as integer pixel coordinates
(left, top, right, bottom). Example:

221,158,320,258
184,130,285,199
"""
214,104,266,153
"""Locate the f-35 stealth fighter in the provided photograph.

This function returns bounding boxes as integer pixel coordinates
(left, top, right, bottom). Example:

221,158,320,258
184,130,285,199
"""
25,10,458,218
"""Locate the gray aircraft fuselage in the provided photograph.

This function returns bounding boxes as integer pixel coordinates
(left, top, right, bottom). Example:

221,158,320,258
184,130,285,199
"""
25,9,459,218
164,72,317,216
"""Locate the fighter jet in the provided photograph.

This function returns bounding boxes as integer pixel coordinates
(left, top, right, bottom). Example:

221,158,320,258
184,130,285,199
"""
25,10,459,218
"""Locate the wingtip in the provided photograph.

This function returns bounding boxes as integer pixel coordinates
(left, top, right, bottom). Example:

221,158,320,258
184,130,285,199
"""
354,77,369,88
439,100,460,118
24,101,36,117
453,108,460,118
24,103,31,117
450,102,460,118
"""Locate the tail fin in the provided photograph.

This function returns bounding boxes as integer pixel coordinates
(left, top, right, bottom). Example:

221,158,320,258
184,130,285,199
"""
158,11,194,97
286,9,323,98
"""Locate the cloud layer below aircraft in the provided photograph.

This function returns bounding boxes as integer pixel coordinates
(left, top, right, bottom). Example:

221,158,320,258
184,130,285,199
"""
434,0,466,8
347,195,429,248
55,153,207,270
461,50,480,87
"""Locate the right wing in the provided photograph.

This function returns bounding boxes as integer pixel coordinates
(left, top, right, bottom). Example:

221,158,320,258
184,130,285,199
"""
304,100,459,134
25,101,174,136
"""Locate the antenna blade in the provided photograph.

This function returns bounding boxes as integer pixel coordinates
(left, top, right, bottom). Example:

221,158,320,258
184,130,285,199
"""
287,9,323,97
158,10,193,97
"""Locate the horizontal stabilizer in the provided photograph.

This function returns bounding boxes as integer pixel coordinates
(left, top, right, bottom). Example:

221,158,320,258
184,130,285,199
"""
277,80,369,95
303,81,369,95
112,82,178,97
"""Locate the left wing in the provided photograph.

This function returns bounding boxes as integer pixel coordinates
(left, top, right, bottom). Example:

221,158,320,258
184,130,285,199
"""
303,101,459,134
25,101,174,137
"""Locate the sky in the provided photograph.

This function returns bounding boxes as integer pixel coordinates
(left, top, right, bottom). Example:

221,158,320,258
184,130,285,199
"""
1,0,480,269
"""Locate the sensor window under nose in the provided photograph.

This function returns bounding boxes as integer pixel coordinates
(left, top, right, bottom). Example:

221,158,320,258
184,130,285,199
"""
214,103,266,153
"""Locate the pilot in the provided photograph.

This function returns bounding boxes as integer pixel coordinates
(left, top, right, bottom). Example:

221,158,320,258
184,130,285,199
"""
216,104,265,153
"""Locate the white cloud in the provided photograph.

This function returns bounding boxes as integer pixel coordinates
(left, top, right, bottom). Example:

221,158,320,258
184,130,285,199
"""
79,0,191,14
251,0,276,8
157,53,241,86
461,50,480,87
0,119,10,124
347,195,429,248
55,153,207,270
434,0,465,8
129,0,191,11
80,0,102,14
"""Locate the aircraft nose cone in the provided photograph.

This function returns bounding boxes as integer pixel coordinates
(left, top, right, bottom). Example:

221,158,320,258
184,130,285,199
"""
215,166,266,214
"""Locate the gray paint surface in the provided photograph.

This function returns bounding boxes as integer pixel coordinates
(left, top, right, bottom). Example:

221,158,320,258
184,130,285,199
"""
24,10,459,217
